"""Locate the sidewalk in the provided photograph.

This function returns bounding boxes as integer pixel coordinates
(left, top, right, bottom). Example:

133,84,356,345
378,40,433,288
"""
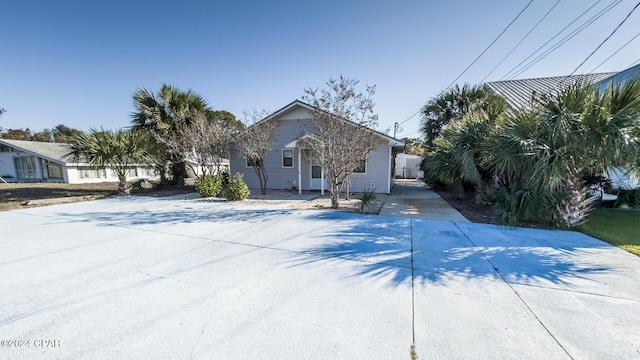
379,179,470,222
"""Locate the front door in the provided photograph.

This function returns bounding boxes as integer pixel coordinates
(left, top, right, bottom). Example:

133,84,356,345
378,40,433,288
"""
310,162,325,190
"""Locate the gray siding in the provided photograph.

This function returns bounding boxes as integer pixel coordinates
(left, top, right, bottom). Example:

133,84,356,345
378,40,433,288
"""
346,144,391,193
229,106,393,193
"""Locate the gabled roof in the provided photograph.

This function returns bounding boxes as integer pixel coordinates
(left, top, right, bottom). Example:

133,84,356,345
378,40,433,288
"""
265,100,404,147
0,139,72,165
485,72,616,109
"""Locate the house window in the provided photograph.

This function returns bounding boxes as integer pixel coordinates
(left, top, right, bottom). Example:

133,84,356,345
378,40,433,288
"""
46,161,64,179
14,156,38,179
246,158,261,168
282,149,293,167
112,167,138,177
140,167,156,177
79,167,107,179
353,160,367,174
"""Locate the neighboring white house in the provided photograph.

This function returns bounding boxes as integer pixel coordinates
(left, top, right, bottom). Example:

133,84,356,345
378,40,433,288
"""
0,139,158,184
228,100,405,194
395,153,423,179
185,158,230,179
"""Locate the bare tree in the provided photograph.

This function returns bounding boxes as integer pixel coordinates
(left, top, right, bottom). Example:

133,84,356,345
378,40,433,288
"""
301,76,385,208
152,111,239,178
234,109,280,195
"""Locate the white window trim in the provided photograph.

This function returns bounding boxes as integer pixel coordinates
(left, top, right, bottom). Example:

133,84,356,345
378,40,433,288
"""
282,149,294,168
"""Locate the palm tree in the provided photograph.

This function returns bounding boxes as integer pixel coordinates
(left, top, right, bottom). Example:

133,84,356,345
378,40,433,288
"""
420,84,505,148
132,83,209,130
487,78,640,227
131,84,210,186
424,112,494,195
67,129,158,196
421,84,505,196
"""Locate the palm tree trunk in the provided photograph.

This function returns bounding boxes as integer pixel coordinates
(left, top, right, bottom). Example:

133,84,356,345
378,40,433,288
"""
117,173,131,196
556,172,595,227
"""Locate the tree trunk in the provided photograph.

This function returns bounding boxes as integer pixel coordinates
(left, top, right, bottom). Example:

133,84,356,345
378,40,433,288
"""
344,175,351,200
329,178,340,209
556,173,595,227
171,161,187,188
252,163,269,195
117,173,131,196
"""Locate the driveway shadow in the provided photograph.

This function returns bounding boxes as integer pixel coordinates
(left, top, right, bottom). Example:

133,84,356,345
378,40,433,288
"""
290,214,612,288
55,208,292,227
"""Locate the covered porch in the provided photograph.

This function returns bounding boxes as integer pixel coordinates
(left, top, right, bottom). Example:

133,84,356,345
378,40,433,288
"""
285,136,326,195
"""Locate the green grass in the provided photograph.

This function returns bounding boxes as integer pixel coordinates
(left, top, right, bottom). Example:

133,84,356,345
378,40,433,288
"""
578,209,640,256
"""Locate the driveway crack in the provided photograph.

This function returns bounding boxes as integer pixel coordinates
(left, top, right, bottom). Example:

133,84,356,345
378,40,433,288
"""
410,218,418,359
453,222,575,360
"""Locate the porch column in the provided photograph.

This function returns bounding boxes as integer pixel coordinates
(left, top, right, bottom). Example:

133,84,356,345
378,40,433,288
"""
321,167,325,195
297,148,302,195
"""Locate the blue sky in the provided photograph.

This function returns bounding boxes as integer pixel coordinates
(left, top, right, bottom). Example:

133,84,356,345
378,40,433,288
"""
1,0,639,138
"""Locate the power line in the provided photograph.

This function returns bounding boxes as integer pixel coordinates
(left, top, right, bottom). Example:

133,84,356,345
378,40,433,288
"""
506,0,621,80
497,0,606,81
589,31,640,73
444,0,534,90
629,57,640,68
480,0,562,83
568,1,640,76
397,110,421,126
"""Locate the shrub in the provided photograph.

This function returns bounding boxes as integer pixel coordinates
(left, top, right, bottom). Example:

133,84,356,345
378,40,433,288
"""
225,173,250,201
615,188,640,208
195,174,224,198
486,183,567,227
130,179,156,194
358,187,378,213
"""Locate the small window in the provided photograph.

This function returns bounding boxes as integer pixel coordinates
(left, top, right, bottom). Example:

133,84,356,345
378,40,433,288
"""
353,160,366,174
282,149,293,167
79,167,106,179
246,158,261,168
112,167,138,177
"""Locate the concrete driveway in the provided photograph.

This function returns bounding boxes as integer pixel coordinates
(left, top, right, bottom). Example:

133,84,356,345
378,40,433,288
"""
1,196,639,359
380,179,469,221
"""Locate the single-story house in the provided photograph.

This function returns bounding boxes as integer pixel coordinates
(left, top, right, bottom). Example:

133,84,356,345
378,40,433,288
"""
395,153,423,179
229,100,404,194
0,139,158,184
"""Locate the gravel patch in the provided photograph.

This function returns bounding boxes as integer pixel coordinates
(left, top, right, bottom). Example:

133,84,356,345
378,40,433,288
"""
192,189,387,215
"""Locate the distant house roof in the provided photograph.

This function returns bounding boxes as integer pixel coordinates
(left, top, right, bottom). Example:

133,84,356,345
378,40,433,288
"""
0,139,73,165
485,72,616,109
265,100,404,147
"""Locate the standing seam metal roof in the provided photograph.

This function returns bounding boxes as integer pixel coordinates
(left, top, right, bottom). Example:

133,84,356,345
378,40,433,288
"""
485,72,616,109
